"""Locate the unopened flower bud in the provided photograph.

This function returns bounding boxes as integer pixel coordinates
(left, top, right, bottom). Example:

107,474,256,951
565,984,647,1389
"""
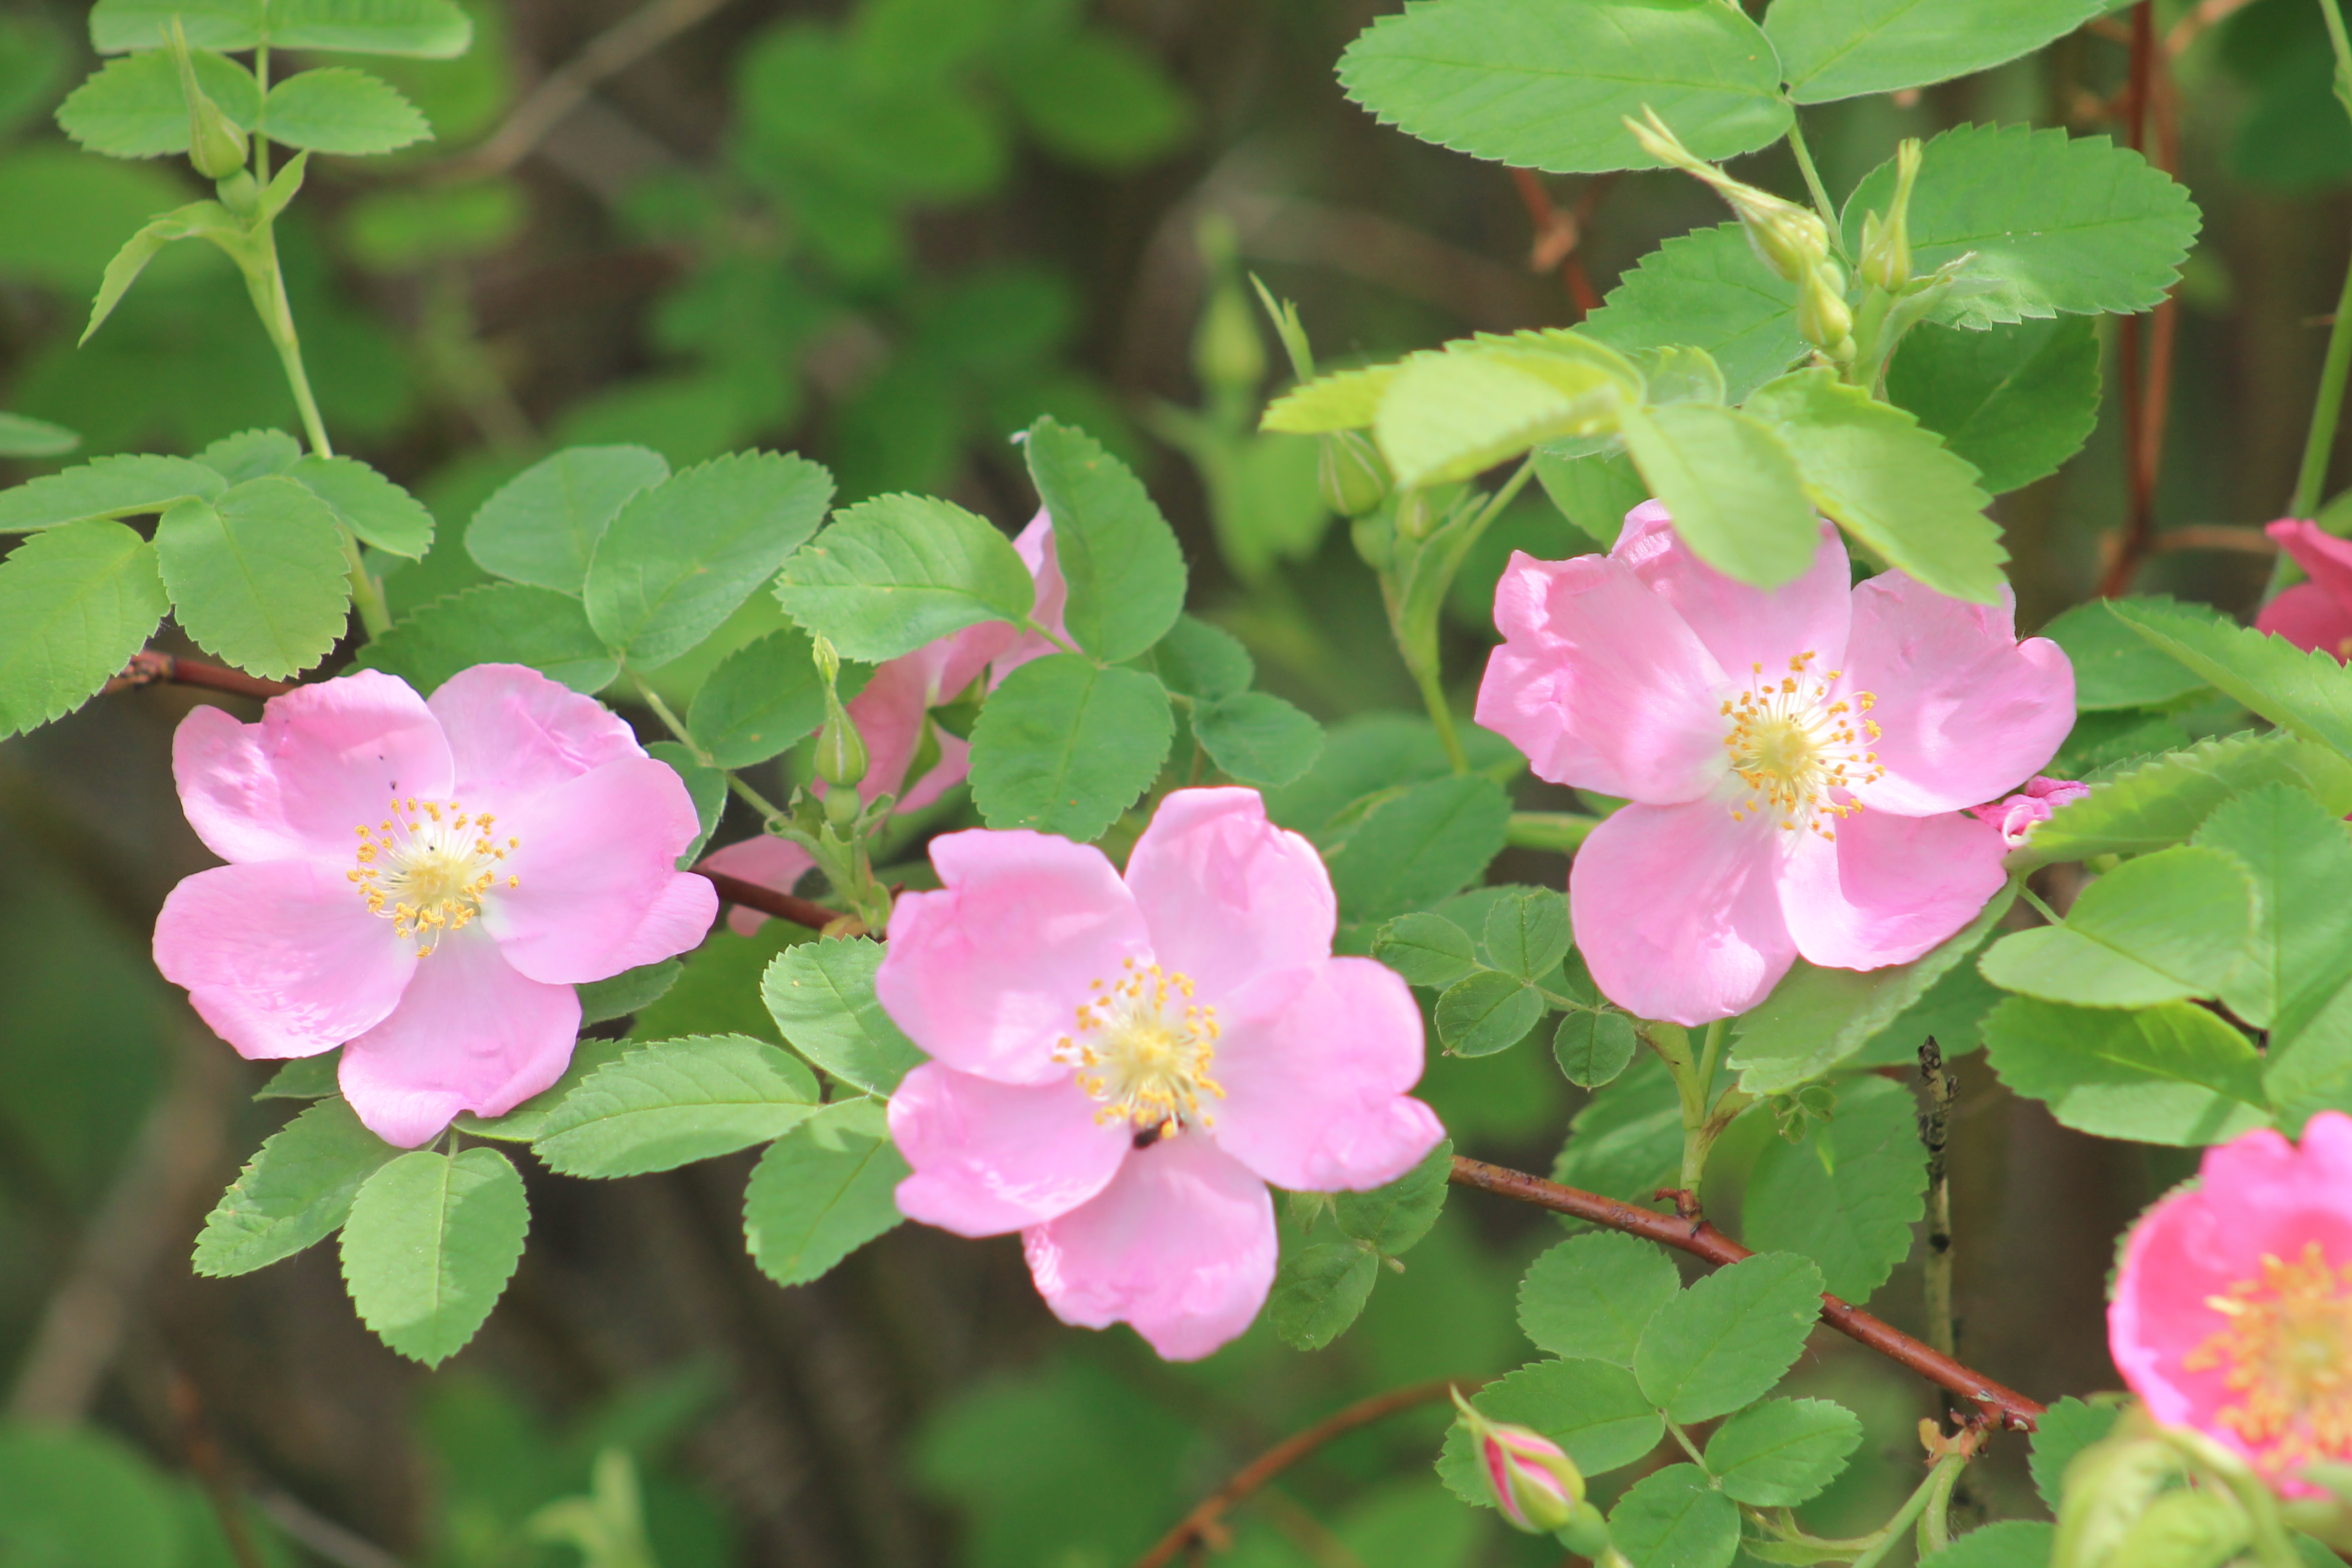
1192,215,1266,395
1796,262,1855,360
2053,1434,2181,1568
1555,1500,1611,1558
1318,431,1389,517
1625,106,1827,283
1394,489,1435,542
1860,138,1921,292
1454,1389,1584,1534
167,19,248,180
1350,510,1395,572
810,634,867,792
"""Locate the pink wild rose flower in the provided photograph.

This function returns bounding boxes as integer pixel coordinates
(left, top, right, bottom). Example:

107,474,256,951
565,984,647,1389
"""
2256,519,2352,659
2110,1111,2352,1495
876,787,1445,1360
1474,500,2075,1026
704,510,1066,933
1970,775,2092,848
154,664,718,1146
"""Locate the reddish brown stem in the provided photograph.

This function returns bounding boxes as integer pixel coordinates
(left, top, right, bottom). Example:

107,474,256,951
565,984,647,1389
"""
1448,1156,2046,1431
1131,1378,1475,1568
103,651,293,701
2100,1,2181,598
692,863,845,933
1507,168,1604,319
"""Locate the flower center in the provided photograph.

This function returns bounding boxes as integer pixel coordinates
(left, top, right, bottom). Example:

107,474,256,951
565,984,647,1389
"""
349,797,519,953
1055,957,1226,1141
2182,1240,2352,1477
1721,652,1885,838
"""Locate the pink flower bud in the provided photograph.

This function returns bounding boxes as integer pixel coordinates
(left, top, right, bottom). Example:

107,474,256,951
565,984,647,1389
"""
1455,1390,1585,1533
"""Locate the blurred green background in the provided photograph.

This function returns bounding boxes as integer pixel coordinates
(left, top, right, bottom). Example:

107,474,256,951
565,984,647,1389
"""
0,0,2342,1562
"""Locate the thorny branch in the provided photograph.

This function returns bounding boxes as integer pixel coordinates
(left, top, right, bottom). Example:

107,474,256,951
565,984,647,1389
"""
1507,168,1609,319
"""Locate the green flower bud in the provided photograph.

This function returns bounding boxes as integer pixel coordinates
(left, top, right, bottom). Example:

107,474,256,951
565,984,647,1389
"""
1193,214,1266,396
167,18,248,181
1555,1500,1611,1559
1318,431,1390,517
809,634,867,792
1350,510,1395,573
1860,138,1921,292
1796,262,1855,360
1394,489,1435,542
1625,106,1826,283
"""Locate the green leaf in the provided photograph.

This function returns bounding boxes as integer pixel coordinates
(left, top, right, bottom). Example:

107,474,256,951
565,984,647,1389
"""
2016,731,2352,868
1704,1397,1863,1507
1022,417,1186,663
1841,124,2201,330
1555,1009,1641,1088
1518,1231,1681,1365
1483,889,1570,982
262,0,473,56
1536,445,1651,548
1768,0,2108,104
2030,1396,2122,1512
260,67,430,154
466,445,669,596
355,581,619,695
78,200,251,346
0,453,224,531
0,519,167,736
742,1097,910,1288
197,428,301,484
1333,1138,1451,1255
1553,1054,1685,1221
1980,997,2272,1145
1338,0,1792,176
1373,912,1481,989
1743,368,2005,605
285,453,433,559
339,1145,530,1366
2111,597,2352,759
686,625,852,769
1845,957,2006,1068
577,960,681,1026
1634,1251,1825,1423
453,1039,632,1144
585,451,834,669
0,412,79,458
1607,1463,1740,1568
1145,613,1253,701
89,0,265,53
155,478,352,679
1732,886,2016,1095
56,48,259,158
1887,318,2102,496
2038,597,2215,711
967,656,1172,841
1437,1359,1662,1503
531,1035,822,1179
1374,349,1624,491
1742,1076,1928,1304
999,29,1191,169
1320,773,1512,924
1269,1242,1380,1349
1979,846,2255,1008
255,1054,340,1099
1260,364,1395,435
647,741,723,867
1438,971,1544,1058
2201,789,2352,1123
1919,1522,2057,1568
774,494,1038,663
760,936,925,1098
1585,223,1805,406
193,1097,396,1277
1618,400,1818,589
1193,691,1324,788
0,1426,181,1568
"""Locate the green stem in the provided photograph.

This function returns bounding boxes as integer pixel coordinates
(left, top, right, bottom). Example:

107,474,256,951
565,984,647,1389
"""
1915,1447,1963,1558
1662,1419,1705,1466
1848,1456,1968,1568
1695,1018,1725,1105
1504,811,1601,852
2288,234,2352,525
1022,616,1084,660
1412,660,1470,773
252,45,269,185
630,672,791,826
1784,117,1847,262
2017,883,2065,925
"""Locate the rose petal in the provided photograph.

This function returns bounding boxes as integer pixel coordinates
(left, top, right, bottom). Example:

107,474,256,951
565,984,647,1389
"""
429,662,644,803
1841,573,2075,815
1021,1131,1276,1362
2267,519,2352,614
878,829,1149,1085
841,654,971,812
888,1063,1133,1235
155,861,416,1059
2254,580,2352,660
992,513,1069,682
338,926,581,1147
1613,505,1854,683
1569,792,1795,1026
703,834,818,937
1206,958,1444,1191
1122,787,1336,1003
174,671,454,864
1777,803,2007,971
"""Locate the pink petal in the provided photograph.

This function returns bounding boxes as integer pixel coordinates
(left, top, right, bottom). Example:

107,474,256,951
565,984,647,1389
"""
1206,958,1444,1191
339,927,580,1147
429,662,645,802
878,829,1149,1085
1776,804,2006,971
703,834,817,937
1569,793,1795,1026
841,655,971,812
1122,788,1336,1003
1613,504,1855,685
991,513,1069,682
154,861,415,1059
2267,519,2352,613
2254,581,2352,659
1021,1131,1276,1362
888,1063,1133,1236
173,671,453,864
487,758,716,984
1473,551,1730,803
1840,573,2075,815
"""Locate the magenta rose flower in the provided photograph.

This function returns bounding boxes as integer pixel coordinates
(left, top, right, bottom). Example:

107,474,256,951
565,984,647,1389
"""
1970,775,2092,848
1474,500,2074,1026
875,787,1445,1360
705,510,1066,933
154,664,718,1146
2110,1112,2352,1495
2256,519,2352,660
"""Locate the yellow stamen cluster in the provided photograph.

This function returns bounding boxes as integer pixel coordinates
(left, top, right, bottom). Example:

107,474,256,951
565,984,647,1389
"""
1054,956,1226,1141
348,796,520,952
2182,1240,2352,1477
1721,651,1886,839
